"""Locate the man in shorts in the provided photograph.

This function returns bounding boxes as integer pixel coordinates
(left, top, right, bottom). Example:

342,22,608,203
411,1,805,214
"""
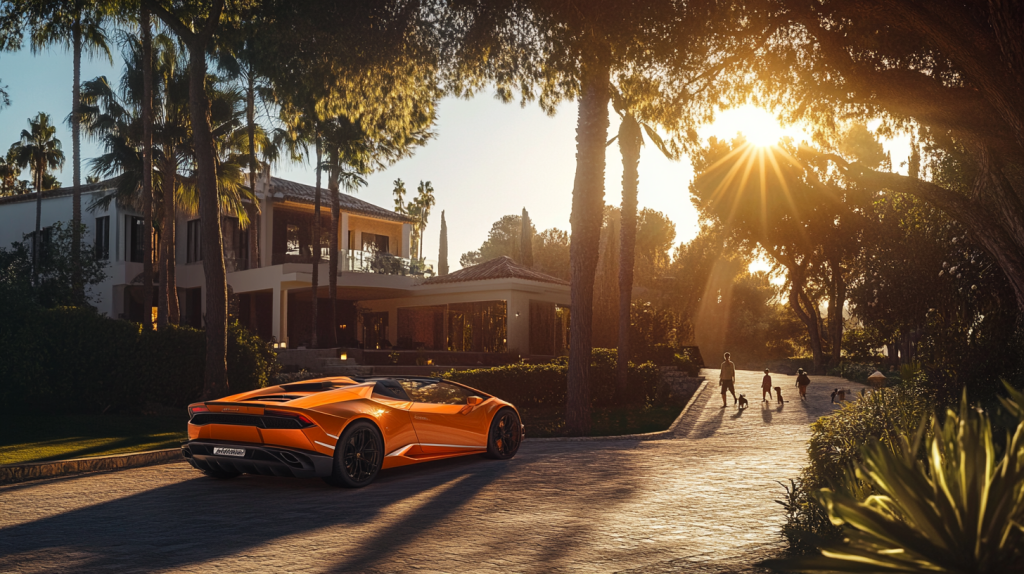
720,352,737,407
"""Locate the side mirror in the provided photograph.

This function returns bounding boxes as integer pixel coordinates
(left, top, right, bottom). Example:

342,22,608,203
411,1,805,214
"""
467,396,484,406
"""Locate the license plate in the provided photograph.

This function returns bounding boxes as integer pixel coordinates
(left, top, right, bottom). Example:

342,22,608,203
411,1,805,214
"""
213,447,246,457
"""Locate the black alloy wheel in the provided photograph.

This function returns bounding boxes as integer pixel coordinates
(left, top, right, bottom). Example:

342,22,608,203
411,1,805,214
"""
484,408,522,460
324,420,383,488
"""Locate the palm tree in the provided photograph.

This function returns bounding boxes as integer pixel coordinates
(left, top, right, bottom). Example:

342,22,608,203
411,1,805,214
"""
21,0,114,304
10,112,65,285
409,181,436,261
392,178,408,214
83,33,254,329
609,89,673,398
151,0,231,399
215,12,277,271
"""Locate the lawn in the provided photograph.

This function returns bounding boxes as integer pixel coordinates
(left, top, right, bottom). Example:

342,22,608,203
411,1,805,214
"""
0,415,188,466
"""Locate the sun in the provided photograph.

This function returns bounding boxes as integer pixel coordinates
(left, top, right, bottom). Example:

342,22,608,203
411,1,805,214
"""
700,105,796,147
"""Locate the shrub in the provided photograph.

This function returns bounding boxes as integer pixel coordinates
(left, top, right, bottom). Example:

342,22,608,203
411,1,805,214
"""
0,307,279,413
769,390,1024,573
780,381,932,552
437,348,662,409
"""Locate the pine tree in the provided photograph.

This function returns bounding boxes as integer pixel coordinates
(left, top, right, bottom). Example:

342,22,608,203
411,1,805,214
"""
438,210,449,276
520,207,534,268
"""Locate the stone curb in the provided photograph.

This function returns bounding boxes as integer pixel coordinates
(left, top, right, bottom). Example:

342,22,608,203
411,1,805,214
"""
0,448,183,486
525,378,710,443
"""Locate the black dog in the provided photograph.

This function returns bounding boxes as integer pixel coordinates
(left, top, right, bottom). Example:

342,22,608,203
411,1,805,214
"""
738,394,748,409
774,386,785,403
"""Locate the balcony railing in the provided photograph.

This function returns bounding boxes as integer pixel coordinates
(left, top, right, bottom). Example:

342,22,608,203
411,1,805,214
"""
271,248,436,278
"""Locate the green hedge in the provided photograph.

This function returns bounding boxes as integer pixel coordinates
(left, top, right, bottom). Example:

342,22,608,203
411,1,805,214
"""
0,306,278,413
436,348,662,408
781,382,931,551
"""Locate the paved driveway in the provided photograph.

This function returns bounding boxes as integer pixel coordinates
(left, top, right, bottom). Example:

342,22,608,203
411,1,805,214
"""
0,370,863,573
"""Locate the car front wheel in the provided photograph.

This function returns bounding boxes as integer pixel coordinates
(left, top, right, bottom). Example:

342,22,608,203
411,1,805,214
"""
324,420,383,488
484,408,522,460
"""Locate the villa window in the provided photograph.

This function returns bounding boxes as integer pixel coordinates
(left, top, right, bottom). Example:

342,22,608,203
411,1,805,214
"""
447,301,507,353
285,224,301,257
529,301,571,356
397,305,446,350
94,216,109,260
223,217,249,271
127,216,145,263
186,219,202,263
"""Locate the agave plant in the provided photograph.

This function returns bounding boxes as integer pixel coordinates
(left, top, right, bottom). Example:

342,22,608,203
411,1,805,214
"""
768,389,1024,573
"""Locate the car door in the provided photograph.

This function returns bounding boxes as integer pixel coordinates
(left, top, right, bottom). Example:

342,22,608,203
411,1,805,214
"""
401,380,490,451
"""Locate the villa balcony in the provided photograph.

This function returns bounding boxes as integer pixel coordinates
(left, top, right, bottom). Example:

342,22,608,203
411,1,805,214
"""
271,248,436,278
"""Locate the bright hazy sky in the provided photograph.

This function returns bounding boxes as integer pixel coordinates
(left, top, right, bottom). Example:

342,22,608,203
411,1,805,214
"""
0,46,912,271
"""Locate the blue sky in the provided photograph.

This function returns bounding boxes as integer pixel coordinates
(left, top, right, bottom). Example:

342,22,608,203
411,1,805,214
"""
1,44,911,271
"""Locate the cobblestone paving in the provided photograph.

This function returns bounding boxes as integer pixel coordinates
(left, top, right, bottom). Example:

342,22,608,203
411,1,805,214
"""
0,370,864,573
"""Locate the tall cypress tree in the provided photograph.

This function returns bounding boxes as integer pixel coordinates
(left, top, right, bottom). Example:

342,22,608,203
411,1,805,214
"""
438,210,449,276
520,207,534,268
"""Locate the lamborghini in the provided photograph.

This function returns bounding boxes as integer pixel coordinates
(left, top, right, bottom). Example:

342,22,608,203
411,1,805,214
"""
180,377,523,487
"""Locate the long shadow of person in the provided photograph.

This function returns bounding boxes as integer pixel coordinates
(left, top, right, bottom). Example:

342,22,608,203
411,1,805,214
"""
761,401,772,424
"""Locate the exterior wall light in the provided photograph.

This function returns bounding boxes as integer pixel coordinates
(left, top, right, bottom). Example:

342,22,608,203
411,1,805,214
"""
340,352,348,361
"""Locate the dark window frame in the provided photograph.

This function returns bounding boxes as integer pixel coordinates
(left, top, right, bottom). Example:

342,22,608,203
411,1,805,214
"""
94,216,110,260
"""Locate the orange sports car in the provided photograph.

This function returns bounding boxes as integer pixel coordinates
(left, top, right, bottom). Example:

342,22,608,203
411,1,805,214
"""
181,377,523,487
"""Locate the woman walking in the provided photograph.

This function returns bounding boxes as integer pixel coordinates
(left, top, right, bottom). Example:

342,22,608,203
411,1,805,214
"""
796,368,811,400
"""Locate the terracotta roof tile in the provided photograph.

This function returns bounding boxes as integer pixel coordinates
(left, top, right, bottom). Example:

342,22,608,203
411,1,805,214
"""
267,177,416,224
421,256,569,286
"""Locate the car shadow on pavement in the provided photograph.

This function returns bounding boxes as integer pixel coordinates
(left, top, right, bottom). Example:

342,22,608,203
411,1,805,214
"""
0,443,645,573
0,456,507,572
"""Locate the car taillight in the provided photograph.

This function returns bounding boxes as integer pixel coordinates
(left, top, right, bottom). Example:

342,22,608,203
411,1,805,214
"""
188,404,209,418
264,409,316,428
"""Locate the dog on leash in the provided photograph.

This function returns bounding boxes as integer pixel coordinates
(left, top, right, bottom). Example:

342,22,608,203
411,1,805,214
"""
737,394,748,409
774,387,784,403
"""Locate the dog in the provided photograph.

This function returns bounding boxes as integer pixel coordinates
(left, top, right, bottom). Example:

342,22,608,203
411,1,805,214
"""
737,394,748,409
837,389,848,402
774,386,784,403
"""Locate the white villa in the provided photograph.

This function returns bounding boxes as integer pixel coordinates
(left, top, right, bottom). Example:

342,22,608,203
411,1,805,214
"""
0,174,570,359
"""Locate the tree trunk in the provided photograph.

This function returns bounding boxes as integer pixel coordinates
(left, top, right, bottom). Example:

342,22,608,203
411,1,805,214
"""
32,167,41,285
247,71,259,270
329,170,340,348
71,17,83,304
788,264,825,373
829,261,846,368
566,56,611,436
616,114,641,398
160,160,179,326
310,132,321,349
188,46,228,398
140,9,154,332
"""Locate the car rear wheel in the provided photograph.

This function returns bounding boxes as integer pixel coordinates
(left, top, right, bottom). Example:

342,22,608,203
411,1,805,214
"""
323,420,383,488
484,408,522,460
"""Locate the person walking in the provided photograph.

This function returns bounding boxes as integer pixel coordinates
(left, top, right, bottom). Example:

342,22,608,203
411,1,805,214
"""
796,368,811,400
761,369,773,402
720,352,738,407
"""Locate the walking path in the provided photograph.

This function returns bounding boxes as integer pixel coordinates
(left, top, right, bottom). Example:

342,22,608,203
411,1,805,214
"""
0,370,863,573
